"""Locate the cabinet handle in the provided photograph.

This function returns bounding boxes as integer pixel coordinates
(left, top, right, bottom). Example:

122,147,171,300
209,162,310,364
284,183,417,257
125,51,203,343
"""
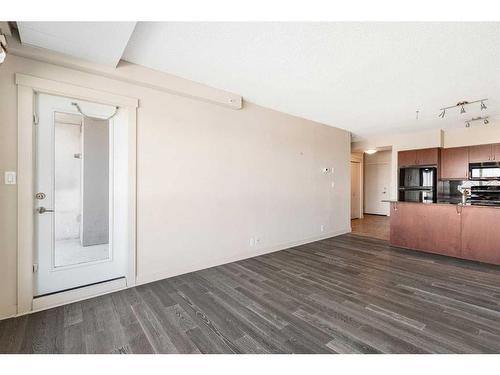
456,204,463,215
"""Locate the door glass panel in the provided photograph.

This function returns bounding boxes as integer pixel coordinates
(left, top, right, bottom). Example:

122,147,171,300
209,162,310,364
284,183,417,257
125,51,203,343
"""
54,112,111,267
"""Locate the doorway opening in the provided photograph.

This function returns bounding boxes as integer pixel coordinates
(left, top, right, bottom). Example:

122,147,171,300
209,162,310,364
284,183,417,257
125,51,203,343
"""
351,148,392,241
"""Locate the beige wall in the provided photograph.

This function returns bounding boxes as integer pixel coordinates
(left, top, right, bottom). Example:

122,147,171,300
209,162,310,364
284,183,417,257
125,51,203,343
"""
0,54,351,319
443,124,500,148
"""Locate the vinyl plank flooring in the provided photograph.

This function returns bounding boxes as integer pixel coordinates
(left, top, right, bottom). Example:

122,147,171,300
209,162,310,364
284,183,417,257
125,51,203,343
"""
2,233,500,353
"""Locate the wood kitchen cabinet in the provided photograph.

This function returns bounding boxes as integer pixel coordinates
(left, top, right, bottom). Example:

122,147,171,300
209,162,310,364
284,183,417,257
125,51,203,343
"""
440,146,469,180
493,144,500,161
469,144,493,163
398,150,418,167
461,206,500,265
468,143,500,162
390,203,500,266
398,148,439,167
416,148,439,166
390,202,461,258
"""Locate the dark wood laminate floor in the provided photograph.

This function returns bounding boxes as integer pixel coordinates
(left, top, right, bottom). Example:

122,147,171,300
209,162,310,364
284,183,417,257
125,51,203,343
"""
2,233,500,354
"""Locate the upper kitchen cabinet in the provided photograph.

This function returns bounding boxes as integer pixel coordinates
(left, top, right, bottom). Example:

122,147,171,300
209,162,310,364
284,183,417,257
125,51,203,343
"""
398,148,439,167
469,144,493,163
493,144,500,161
416,148,439,166
398,150,417,167
440,146,469,180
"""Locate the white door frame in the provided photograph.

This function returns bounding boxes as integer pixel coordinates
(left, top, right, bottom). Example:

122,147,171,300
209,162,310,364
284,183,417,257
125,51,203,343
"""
16,73,138,315
350,153,364,219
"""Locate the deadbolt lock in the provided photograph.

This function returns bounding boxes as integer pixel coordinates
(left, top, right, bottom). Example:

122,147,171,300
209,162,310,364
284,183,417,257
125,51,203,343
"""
35,192,46,200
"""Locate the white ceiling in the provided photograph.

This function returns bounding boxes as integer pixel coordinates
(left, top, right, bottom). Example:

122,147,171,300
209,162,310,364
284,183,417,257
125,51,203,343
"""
17,22,136,66
123,23,500,140
17,22,500,140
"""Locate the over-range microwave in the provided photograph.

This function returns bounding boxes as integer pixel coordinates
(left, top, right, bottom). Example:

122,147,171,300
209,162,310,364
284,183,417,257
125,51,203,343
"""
469,162,500,180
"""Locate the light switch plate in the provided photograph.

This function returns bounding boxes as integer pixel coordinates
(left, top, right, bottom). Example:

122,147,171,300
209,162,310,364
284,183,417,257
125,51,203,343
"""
5,171,16,185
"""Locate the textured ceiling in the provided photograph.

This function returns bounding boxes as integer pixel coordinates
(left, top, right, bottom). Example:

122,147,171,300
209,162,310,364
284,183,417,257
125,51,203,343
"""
123,22,500,140
17,22,500,140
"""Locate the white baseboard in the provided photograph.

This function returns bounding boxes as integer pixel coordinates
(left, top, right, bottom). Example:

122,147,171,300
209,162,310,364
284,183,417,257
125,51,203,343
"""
136,228,351,286
7,228,350,318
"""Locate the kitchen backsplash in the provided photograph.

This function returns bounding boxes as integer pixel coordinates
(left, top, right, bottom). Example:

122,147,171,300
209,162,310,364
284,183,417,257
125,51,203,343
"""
439,180,500,201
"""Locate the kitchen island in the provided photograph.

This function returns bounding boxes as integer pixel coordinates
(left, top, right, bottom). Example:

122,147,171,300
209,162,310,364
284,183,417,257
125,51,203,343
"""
389,201,500,266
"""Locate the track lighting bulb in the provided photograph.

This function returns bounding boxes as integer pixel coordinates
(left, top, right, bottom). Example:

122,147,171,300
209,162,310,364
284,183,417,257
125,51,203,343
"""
460,105,466,114
439,109,446,118
0,36,6,65
481,101,487,110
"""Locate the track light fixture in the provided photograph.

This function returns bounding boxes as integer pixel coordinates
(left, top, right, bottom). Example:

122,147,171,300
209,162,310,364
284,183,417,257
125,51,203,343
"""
0,32,7,65
464,116,489,128
438,98,488,118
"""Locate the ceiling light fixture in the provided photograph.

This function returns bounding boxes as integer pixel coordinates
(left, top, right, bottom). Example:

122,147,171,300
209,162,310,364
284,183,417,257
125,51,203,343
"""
0,32,7,64
365,149,377,155
464,116,489,128
438,98,488,118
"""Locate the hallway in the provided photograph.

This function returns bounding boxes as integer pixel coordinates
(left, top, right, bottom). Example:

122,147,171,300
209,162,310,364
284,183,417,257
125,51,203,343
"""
351,214,390,241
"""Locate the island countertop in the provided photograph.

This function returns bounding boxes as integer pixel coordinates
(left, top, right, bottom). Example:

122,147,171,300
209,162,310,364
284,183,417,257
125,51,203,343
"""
382,200,500,209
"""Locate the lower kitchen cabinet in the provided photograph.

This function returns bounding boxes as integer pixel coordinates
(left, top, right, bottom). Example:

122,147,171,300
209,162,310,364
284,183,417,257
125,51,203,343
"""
390,202,461,257
390,202,500,265
461,206,500,265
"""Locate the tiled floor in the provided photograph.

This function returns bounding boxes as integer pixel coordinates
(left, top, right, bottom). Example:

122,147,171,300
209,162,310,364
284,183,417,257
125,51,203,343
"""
351,214,390,241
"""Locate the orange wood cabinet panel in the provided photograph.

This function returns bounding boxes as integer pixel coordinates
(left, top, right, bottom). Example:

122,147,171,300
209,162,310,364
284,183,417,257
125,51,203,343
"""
398,150,417,167
440,147,469,180
468,144,493,163
416,148,439,166
390,202,461,258
493,144,500,161
461,206,500,265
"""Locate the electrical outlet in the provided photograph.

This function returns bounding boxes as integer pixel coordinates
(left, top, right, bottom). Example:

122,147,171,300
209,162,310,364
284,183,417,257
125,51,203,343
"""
249,237,255,247
320,225,325,232
255,237,261,246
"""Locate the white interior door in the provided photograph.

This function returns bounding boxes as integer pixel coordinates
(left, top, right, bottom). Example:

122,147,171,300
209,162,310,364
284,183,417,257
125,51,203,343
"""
351,162,361,219
364,162,390,216
35,93,129,296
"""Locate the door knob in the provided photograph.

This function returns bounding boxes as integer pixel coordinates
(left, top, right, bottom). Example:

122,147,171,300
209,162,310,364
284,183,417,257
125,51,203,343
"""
37,207,54,214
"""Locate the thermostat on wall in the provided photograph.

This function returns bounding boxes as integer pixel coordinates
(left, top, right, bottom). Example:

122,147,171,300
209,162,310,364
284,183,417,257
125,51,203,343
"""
4,171,16,185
